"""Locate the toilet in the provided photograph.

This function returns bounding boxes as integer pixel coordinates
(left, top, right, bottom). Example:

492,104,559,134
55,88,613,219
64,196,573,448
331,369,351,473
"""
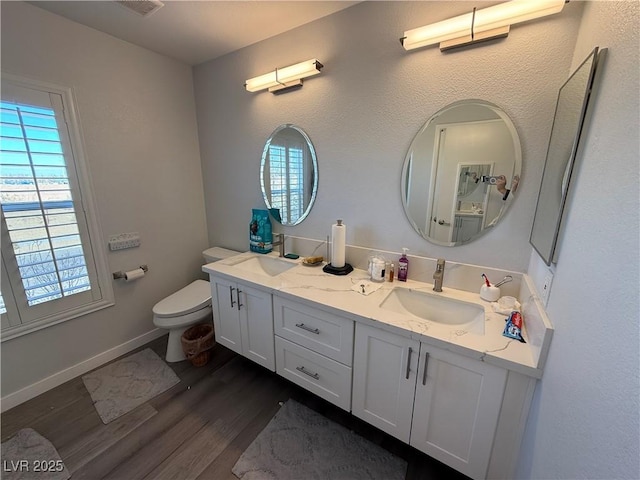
153,247,240,362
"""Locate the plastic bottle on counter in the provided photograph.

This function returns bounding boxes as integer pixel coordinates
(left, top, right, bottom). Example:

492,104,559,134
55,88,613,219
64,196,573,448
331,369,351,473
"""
397,248,409,282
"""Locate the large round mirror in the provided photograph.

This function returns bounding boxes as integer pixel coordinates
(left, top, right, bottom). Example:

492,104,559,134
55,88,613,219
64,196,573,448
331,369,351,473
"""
260,124,318,226
401,100,521,246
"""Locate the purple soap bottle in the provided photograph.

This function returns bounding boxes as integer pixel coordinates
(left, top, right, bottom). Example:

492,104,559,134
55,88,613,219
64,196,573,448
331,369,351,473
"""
397,248,409,282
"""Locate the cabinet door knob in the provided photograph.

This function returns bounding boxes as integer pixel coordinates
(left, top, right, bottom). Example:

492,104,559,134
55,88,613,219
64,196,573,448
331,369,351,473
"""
229,286,236,307
422,352,430,385
405,347,413,379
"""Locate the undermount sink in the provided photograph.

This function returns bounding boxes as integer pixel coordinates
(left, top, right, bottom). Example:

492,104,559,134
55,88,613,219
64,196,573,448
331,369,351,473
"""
380,288,485,334
233,255,296,277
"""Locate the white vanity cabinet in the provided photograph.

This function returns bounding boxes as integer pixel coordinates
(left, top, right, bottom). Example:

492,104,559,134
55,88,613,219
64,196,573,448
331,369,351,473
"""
352,322,507,480
210,275,275,371
273,296,354,411
203,258,549,480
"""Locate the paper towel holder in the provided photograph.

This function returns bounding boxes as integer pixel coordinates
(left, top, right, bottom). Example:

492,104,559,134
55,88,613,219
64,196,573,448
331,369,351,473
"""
113,265,148,280
322,263,353,276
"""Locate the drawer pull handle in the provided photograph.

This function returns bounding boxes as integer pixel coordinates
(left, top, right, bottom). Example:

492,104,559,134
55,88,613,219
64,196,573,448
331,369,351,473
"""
295,323,320,335
296,365,320,380
405,347,413,379
237,289,243,310
422,352,430,385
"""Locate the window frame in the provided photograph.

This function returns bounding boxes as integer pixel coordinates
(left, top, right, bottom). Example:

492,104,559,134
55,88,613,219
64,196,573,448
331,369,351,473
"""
1,73,114,341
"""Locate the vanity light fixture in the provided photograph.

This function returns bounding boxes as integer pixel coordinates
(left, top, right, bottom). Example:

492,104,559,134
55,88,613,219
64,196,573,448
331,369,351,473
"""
400,0,566,52
245,59,324,94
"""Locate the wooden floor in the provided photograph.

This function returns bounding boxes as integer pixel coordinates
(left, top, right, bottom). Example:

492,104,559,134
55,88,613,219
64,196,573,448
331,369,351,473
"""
1,336,469,480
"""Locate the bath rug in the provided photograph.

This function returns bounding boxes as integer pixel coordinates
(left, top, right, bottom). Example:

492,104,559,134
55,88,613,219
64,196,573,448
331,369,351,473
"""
82,348,180,424
232,399,407,480
1,428,70,480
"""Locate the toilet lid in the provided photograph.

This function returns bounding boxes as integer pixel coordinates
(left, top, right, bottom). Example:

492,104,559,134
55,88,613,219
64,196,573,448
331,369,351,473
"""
153,279,212,317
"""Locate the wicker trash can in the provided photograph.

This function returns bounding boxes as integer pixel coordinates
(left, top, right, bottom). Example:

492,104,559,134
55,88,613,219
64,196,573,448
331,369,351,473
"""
181,323,215,367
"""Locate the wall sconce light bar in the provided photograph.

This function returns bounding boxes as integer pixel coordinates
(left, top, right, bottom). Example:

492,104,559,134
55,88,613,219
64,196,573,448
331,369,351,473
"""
401,0,566,52
245,59,324,94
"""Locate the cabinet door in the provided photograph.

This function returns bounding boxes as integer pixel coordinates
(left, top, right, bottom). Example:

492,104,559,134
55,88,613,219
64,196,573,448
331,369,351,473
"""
352,323,419,443
411,344,507,480
239,283,275,371
211,276,242,354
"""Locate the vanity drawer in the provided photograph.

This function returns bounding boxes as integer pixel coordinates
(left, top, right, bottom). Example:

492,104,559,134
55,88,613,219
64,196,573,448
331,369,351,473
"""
275,336,352,411
273,297,354,365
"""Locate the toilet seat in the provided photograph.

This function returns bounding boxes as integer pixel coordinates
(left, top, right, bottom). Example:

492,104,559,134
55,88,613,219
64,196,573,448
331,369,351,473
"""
153,279,211,318
153,305,212,329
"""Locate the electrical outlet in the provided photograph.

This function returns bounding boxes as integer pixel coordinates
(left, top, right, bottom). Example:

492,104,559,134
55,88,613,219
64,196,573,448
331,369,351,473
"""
541,272,553,306
108,232,141,251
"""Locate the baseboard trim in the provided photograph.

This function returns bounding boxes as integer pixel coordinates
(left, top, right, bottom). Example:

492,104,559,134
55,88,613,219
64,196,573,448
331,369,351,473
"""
1,328,167,412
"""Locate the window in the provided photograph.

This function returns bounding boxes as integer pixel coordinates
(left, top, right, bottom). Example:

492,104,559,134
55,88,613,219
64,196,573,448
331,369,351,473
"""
0,74,113,340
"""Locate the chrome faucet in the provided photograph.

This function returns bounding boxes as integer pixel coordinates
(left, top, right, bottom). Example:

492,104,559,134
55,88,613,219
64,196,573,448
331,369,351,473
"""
433,258,446,292
273,233,285,257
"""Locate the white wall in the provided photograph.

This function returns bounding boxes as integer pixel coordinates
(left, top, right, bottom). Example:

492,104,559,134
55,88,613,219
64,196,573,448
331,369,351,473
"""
520,2,640,479
193,1,583,272
1,2,209,401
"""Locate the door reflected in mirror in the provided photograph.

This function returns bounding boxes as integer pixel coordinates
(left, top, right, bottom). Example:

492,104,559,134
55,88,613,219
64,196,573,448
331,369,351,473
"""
401,100,522,246
260,124,318,226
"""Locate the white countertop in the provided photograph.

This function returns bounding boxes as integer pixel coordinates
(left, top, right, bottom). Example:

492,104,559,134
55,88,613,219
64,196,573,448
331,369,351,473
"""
203,251,551,379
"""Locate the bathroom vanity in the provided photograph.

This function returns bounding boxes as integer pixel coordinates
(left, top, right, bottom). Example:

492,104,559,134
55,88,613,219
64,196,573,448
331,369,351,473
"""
203,252,552,480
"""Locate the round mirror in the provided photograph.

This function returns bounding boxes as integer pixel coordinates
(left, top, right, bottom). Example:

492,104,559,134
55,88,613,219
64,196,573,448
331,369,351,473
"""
260,124,318,226
401,100,521,246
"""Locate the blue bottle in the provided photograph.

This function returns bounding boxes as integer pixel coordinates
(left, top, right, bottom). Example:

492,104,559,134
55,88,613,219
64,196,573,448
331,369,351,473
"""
249,209,272,254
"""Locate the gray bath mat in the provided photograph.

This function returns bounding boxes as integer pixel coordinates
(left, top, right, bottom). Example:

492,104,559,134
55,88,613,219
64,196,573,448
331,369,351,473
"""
82,348,179,424
1,428,70,480
232,399,407,480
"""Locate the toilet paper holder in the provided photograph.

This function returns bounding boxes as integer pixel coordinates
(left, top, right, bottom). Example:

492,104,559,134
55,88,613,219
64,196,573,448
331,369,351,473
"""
113,265,148,280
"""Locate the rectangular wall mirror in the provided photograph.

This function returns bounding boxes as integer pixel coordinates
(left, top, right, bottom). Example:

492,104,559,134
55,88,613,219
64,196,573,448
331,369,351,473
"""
530,46,607,265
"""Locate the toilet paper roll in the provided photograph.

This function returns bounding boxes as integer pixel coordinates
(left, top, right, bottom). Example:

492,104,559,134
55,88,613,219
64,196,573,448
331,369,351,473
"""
124,268,145,282
331,220,346,268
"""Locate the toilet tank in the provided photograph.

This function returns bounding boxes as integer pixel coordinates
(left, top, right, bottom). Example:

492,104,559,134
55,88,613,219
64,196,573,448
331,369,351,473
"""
202,247,241,263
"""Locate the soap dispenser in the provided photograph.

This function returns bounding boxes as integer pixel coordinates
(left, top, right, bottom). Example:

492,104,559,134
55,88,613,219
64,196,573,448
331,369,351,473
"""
398,248,409,282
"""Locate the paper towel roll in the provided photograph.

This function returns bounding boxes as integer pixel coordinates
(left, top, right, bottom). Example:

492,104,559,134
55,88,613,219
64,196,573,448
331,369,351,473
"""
124,268,145,282
331,220,346,268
